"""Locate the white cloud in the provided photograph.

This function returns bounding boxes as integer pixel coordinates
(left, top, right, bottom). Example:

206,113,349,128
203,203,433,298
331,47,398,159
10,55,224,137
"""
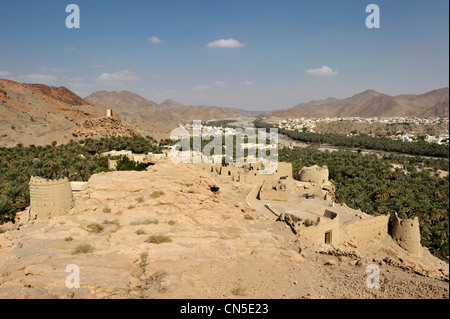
149,36,162,44
191,84,210,92
213,81,226,88
96,70,138,83
95,70,139,89
239,80,254,86
68,46,77,51
34,67,67,74
0,71,11,77
206,38,245,49
306,65,338,76
15,74,58,85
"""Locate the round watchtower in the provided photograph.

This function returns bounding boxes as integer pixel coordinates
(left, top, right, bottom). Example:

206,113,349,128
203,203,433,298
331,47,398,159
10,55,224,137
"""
390,213,422,255
29,176,75,219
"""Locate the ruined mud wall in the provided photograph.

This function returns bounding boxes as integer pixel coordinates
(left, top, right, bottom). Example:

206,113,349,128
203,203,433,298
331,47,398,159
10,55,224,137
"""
298,217,341,248
390,214,422,255
208,162,293,184
258,179,288,201
299,165,329,185
276,162,293,179
342,215,389,246
29,176,74,219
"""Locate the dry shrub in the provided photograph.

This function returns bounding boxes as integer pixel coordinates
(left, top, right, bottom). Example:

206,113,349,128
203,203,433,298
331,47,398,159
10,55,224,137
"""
87,223,104,233
145,235,172,244
72,244,94,255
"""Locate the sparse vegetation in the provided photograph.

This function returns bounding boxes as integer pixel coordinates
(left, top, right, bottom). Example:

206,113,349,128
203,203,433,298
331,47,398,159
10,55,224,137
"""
139,252,148,270
127,205,136,210
143,219,159,225
103,219,120,227
167,220,176,226
102,206,112,214
72,244,94,255
145,235,172,244
136,229,146,235
150,191,165,198
136,196,145,203
231,285,247,296
86,223,104,234
64,236,73,242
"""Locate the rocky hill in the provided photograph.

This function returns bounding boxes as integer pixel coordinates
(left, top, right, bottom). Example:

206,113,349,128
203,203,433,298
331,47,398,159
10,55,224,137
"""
0,80,140,147
85,90,163,115
85,91,261,140
0,163,448,299
72,117,141,139
272,88,449,118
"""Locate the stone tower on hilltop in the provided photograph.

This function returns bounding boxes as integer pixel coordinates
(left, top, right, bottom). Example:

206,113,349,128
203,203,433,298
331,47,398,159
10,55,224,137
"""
29,176,74,219
390,213,422,255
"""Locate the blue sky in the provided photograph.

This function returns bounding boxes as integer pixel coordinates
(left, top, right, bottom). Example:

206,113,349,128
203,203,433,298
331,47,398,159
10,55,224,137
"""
0,0,448,110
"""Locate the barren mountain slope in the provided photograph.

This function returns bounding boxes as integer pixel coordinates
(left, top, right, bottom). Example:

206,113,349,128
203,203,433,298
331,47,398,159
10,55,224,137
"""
85,91,256,140
85,90,162,115
0,80,140,147
272,88,449,118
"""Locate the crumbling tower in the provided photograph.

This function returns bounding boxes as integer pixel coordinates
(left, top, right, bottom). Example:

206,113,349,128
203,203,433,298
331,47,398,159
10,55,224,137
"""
390,213,422,255
29,176,75,219
299,165,329,185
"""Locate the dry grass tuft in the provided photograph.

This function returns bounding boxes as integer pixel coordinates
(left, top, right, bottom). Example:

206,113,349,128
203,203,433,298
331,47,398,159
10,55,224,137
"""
86,223,104,233
136,229,146,235
231,285,247,296
150,191,165,198
72,244,94,255
136,196,145,203
145,235,172,244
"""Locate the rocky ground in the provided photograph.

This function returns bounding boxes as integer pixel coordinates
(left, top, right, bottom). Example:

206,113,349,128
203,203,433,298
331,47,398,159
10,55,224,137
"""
0,163,448,299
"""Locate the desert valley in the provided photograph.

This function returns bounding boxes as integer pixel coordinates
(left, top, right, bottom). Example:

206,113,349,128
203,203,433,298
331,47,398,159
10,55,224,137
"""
1,0,449,304
0,78,448,299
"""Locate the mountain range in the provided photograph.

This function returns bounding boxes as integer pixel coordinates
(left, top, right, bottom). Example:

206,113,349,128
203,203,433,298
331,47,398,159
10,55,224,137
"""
271,88,449,118
1,77,448,147
85,90,264,139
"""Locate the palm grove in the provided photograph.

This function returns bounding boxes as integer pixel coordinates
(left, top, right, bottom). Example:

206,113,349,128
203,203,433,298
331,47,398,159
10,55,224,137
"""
0,136,164,224
255,120,449,261
0,132,449,261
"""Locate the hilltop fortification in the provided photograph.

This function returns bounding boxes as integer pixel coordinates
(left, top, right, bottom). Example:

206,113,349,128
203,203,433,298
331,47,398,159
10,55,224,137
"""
390,213,422,255
29,176,74,219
